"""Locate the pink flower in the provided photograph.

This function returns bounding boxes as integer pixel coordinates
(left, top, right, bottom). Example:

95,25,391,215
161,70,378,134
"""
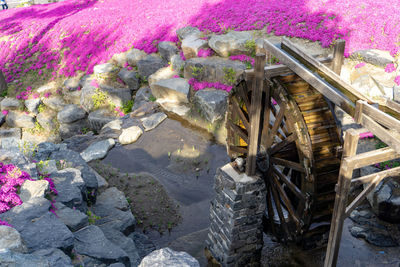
355,62,366,69
90,79,99,88
119,112,125,117
385,63,396,73
1,110,8,115
32,93,40,99
44,92,51,98
395,76,400,86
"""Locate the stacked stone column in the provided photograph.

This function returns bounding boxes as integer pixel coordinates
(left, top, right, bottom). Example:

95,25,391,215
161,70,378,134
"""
206,163,266,267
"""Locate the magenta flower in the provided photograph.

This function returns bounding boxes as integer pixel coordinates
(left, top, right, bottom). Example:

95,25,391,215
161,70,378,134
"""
354,62,366,69
44,92,51,98
395,76,400,86
90,79,99,88
385,63,396,73
1,110,8,116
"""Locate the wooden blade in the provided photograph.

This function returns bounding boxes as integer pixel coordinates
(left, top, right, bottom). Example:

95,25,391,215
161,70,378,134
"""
270,180,290,241
269,132,297,154
237,81,250,110
228,145,248,154
272,165,306,202
231,95,250,131
227,120,248,143
266,104,287,148
266,177,277,237
271,157,306,173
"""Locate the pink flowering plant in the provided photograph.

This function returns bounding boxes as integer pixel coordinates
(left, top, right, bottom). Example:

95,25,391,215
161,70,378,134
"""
188,78,232,92
197,48,214,58
385,63,396,73
229,54,255,69
354,62,366,69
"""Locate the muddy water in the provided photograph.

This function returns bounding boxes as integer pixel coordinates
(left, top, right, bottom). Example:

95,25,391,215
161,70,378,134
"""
103,117,400,267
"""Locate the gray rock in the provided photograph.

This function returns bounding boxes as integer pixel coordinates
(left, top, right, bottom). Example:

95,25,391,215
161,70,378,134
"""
194,89,228,122
126,49,147,66
137,55,166,78
64,76,81,90
140,112,167,131
19,180,50,203
37,159,58,175
87,109,117,132
36,110,57,131
99,119,123,139
0,198,74,252
129,232,156,259
109,263,125,267
93,63,119,76
0,147,29,166
158,41,179,61
171,54,185,73
112,51,129,67
1,97,22,110
177,26,202,40
118,125,143,145
0,113,5,126
184,57,246,83
351,49,395,68
5,111,35,128
182,35,208,60
0,250,50,267
54,202,88,232
63,89,82,105
131,101,159,117
32,248,73,267
0,128,21,140
96,187,130,211
92,201,136,233
99,225,141,266
350,225,398,247
0,226,27,253
25,98,41,114
209,31,253,57
52,168,86,209
80,138,115,162
49,149,98,190
118,68,140,90
0,70,7,96
88,166,108,190
73,225,130,265
57,104,86,124
59,119,89,140
133,87,152,110
139,248,200,267
42,96,66,111
22,130,61,145
150,78,190,104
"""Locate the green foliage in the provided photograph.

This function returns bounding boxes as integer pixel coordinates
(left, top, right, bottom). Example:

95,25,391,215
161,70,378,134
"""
223,67,237,85
37,104,46,113
245,61,253,69
18,141,37,159
149,95,156,102
126,197,132,205
375,139,388,149
92,88,108,109
245,39,256,57
0,90,7,97
122,100,134,114
27,122,45,135
190,66,203,77
86,210,101,225
80,127,90,134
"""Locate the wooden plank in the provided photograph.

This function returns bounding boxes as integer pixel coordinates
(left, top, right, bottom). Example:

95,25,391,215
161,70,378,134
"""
231,95,250,131
332,39,346,75
237,81,250,111
358,100,400,133
270,178,291,240
266,104,286,148
269,132,297,155
347,147,400,170
263,39,356,117
324,129,359,267
228,145,248,154
280,37,374,105
270,157,305,173
227,120,248,143
272,165,306,201
246,53,266,176
351,166,400,186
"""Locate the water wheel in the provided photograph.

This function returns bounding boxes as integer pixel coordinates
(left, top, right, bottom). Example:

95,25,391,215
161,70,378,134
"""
226,73,342,248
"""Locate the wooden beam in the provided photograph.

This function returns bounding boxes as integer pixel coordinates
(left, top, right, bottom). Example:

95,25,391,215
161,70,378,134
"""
246,53,266,176
346,147,400,170
351,166,400,186
357,100,400,133
263,39,356,117
331,39,346,75
280,37,374,105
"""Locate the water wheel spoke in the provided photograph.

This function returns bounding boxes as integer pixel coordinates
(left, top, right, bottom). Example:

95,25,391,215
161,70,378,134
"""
227,120,248,143
269,132,297,155
266,105,287,148
228,145,248,154
270,157,305,173
270,179,290,241
263,84,272,143
237,81,250,109
271,174,301,228
266,176,277,237
272,165,306,202
231,95,250,131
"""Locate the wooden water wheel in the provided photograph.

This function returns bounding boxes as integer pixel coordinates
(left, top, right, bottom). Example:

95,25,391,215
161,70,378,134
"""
227,72,342,247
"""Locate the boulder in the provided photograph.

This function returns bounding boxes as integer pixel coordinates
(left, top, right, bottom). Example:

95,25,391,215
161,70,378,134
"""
100,119,123,139
182,35,208,60
112,51,129,67
92,201,136,233
42,96,66,111
133,87,153,110
0,113,5,126
25,98,41,114
351,49,395,68
137,55,166,78
73,225,130,266
54,202,88,232
19,180,50,203
177,26,202,40
93,63,119,76
88,166,109,190
170,54,185,73
80,138,115,162
22,130,60,145
184,57,246,83
139,248,200,267
350,225,398,247
129,232,156,259
87,109,117,132
140,112,167,131
52,168,86,209
148,66,177,86
0,250,50,267
194,89,228,122
96,187,130,211
150,78,190,104
1,97,22,110
5,111,35,128
62,89,81,105
209,31,253,57
36,110,57,131
131,102,158,117
158,41,179,61
64,76,81,91
126,49,148,66
118,68,140,90
0,226,27,253
0,128,21,140
59,119,89,140
57,104,86,124
156,100,190,117
32,248,73,267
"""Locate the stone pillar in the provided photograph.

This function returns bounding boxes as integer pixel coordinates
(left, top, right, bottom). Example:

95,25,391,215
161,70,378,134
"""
206,163,266,267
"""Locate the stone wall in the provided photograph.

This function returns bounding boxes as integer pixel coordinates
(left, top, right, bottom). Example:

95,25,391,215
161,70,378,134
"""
206,163,266,267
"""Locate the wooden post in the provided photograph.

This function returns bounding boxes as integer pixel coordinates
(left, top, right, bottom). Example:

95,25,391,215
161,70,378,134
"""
246,53,266,176
324,129,359,267
332,39,345,75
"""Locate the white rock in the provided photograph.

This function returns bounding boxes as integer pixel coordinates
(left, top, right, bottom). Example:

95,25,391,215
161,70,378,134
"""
139,248,199,267
119,126,143,145
140,112,167,131
182,35,208,60
19,180,50,203
0,226,27,253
